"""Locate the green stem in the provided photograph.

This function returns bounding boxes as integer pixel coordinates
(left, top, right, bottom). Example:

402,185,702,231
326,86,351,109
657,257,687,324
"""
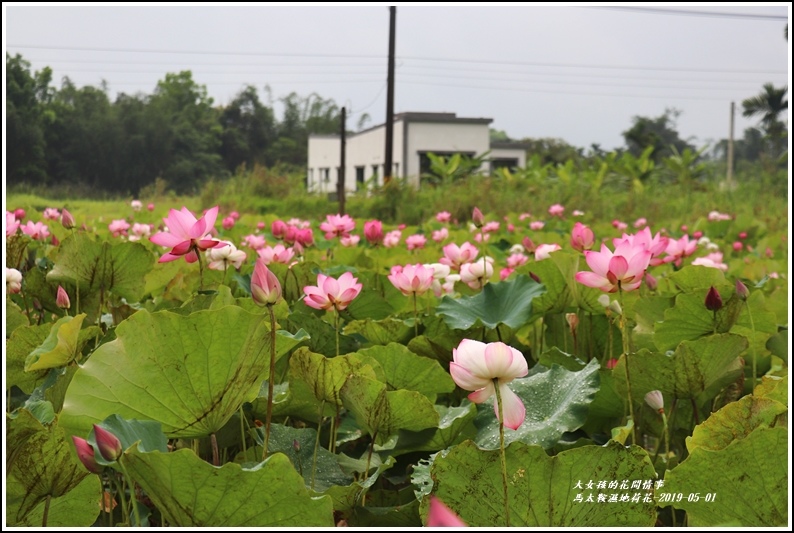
196,245,205,291
328,407,336,452
661,412,671,466
118,460,142,527
745,301,759,393
115,474,128,526
75,278,80,315
42,494,51,527
412,292,419,338
334,308,340,357
493,378,511,527
263,304,277,461
618,287,638,446
239,405,247,458
364,430,378,483
480,229,488,286
311,400,325,490
211,433,219,466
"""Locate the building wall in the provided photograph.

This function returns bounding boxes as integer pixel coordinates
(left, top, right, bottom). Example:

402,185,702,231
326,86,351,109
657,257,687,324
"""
307,136,340,194
489,147,527,170
404,122,490,187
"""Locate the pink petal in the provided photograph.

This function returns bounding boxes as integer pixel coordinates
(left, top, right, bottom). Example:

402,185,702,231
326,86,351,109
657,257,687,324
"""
495,383,526,430
483,342,515,378
450,362,491,392
452,339,490,379
584,245,612,276
575,271,612,291
608,255,629,280
427,496,467,527
150,231,183,248
468,383,495,403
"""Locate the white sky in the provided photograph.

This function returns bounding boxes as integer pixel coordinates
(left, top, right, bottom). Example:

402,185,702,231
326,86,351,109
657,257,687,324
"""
3,3,791,152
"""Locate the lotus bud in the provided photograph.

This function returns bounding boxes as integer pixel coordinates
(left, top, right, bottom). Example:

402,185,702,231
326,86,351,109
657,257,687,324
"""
606,358,618,370
72,436,103,474
608,300,623,316
644,272,658,291
644,390,665,413
522,236,537,253
56,285,71,309
472,207,484,228
14,208,26,220
147,203,155,211
529,272,541,284
735,279,749,301
60,209,76,230
597,294,611,308
705,286,723,311
364,220,384,245
565,313,579,331
93,425,123,462
251,258,282,306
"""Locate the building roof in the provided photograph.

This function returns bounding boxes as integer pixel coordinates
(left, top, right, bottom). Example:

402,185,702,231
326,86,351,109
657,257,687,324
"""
308,111,494,139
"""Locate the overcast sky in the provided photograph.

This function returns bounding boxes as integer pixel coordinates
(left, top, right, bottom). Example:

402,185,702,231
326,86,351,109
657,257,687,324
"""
4,4,790,152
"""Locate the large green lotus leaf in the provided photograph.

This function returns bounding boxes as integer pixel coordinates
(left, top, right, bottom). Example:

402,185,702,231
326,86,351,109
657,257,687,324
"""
550,251,607,314
318,456,397,512
122,447,334,527
255,380,336,424
88,414,169,465
348,496,421,527
661,427,788,526
633,295,675,336
143,260,183,297
406,315,468,367
731,290,779,358
287,310,359,357
654,291,743,352
613,334,747,405
47,232,153,303
686,395,787,453
268,260,322,305
24,314,86,371
340,374,440,445
60,306,306,438
11,474,100,527
538,346,587,371
6,299,29,338
426,440,657,527
524,255,572,317
344,317,413,346
344,287,396,321
754,375,788,404
765,329,788,359
5,410,98,526
355,343,455,401
436,276,546,330
474,360,600,450
668,265,728,291
21,265,66,316
381,403,478,455
289,347,379,406
6,324,51,393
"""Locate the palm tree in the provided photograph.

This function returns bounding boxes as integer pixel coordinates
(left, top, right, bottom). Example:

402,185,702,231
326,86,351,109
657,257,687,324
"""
741,83,788,160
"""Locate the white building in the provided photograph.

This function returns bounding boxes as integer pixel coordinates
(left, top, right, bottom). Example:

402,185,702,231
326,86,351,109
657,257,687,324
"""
307,112,527,195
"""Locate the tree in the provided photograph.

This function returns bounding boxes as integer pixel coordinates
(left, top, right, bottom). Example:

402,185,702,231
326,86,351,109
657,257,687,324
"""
6,53,53,184
267,92,341,167
219,85,277,172
622,108,695,163
741,83,788,162
516,137,584,166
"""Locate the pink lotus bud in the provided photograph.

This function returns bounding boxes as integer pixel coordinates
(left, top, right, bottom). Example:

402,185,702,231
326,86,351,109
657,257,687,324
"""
257,221,266,230
529,271,541,284
693,231,703,239
56,285,71,309
60,209,76,230
230,211,240,220
251,258,282,306
705,286,723,311
645,273,658,291
735,279,749,301
72,436,103,474
93,425,123,462
147,203,155,212
14,208,26,220
271,220,287,239
472,207,485,228
397,223,406,231
644,390,664,413
732,241,743,252
738,232,747,240
522,236,536,253
680,225,688,233
222,217,235,230
50,234,60,246
364,220,384,245
606,358,618,370
570,222,595,252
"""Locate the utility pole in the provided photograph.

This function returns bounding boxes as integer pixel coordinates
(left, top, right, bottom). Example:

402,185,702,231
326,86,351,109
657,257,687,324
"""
383,6,396,185
727,101,735,189
338,106,346,214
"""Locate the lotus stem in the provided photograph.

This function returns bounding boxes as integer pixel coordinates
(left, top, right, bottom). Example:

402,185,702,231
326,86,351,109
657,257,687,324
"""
263,304,277,460
196,246,205,291
118,460,142,527
42,495,51,527
493,378,511,527
211,433,219,466
311,400,325,490
618,286,637,446
364,430,378,484
239,405,247,458
745,300,759,393
334,309,340,358
412,292,419,338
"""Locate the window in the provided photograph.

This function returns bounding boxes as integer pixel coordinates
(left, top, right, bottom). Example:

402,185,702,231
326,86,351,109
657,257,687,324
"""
491,158,519,172
321,168,330,183
307,168,314,190
356,166,365,189
371,164,380,185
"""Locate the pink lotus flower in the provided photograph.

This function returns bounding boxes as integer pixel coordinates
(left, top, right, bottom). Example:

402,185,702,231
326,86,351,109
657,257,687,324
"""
406,234,427,251
529,221,545,231
534,243,562,260
506,253,529,269
548,203,565,217
56,285,71,309
207,241,247,270
6,211,20,236
732,241,743,252
93,424,123,462
271,220,287,239
242,234,267,250
691,252,728,271
14,208,26,220
615,227,669,266
383,230,402,248
222,216,235,230
147,203,155,212
128,223,152,242
43,207,61,221
6,268,23,294
251,258,282,306
662,235,697,267
364,220,383,245
432,227,449,243
460,259,494,289
340,234,360,247
130,200,142,212
436,211,451,223
60,209,76,230
449,339,528,429
149,206,222,263
229,211,240,220
473,232,490,243
320,214,355,240
575,241,652,293
518,212,532,221
21,221,50,240
388,264,434,296
440,242,478,271
72,436,103,474
296,228,315,247
303,272,362,311
482,221,500,233
570,222,595,252
108,219,131,238
288,218,311,229
633,217,647,228
257,244,295,265
427,496,467,527
693,231,703,239
500,267,514,281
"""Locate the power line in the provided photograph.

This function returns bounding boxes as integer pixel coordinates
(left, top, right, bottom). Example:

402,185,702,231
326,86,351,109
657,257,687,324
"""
583,6,788,21
9,44,786,75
